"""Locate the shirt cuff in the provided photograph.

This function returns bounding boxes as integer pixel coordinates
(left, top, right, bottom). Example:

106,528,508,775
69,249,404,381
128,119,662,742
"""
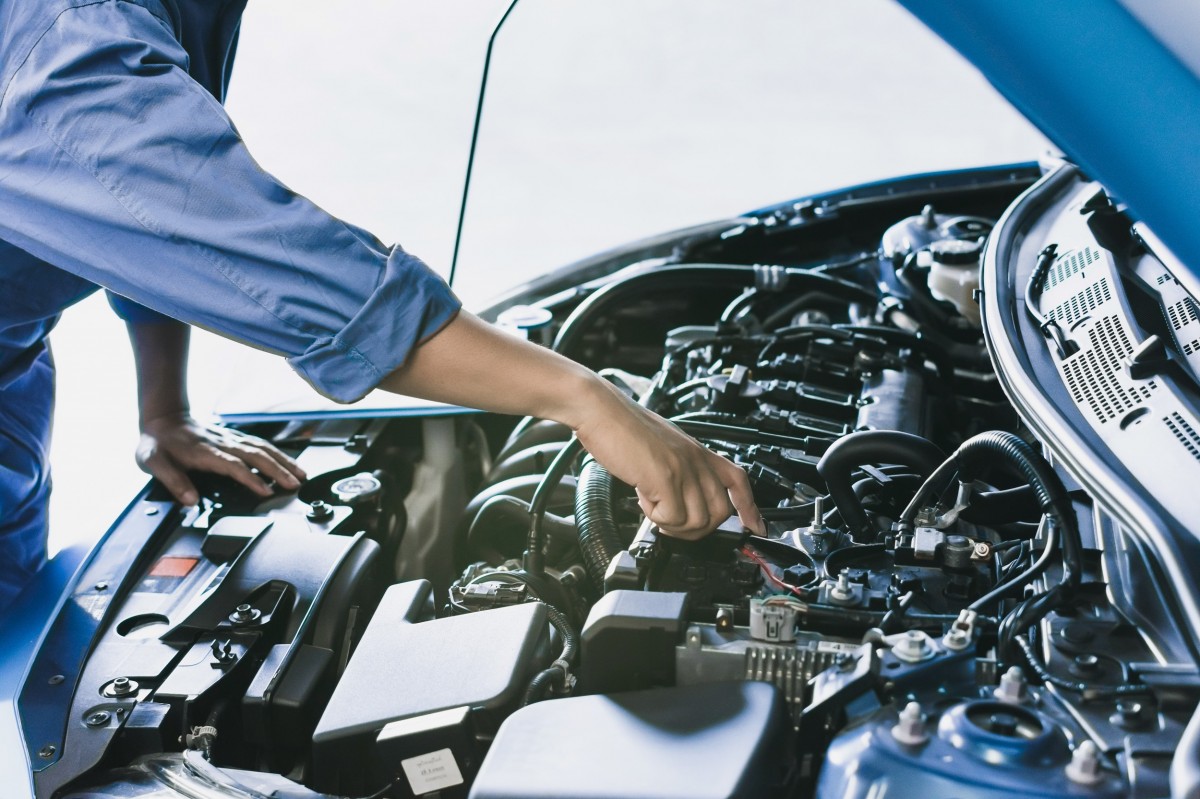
287,247,462,403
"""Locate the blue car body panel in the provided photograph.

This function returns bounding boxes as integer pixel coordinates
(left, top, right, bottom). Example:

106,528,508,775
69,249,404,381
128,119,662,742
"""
899,0,1200,274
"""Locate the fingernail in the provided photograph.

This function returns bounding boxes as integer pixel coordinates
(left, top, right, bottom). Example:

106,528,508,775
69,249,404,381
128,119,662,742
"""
182,491,199,506
282,475,300,488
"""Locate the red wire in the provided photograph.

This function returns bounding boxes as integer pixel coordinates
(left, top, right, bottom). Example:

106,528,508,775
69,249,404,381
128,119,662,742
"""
741,546,805,597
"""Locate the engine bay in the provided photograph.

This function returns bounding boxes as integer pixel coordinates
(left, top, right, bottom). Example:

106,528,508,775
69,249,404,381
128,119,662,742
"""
31,168,1200,799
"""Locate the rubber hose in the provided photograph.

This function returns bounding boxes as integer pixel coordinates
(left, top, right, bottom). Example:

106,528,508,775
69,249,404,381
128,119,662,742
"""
900,432,1078,556
524,668,560,705
554,266,755,358
961,484,1042,525
526,438,584,574
494,419,571,464
955,432,1081,588
484,441,570,486
817,431,946,538
455,474,576,568
575,459,624,592
554,265,877,359
467,495,576,563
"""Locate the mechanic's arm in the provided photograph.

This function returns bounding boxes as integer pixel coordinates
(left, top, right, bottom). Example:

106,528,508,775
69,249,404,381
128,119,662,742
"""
381,312,762,539
126,319,305,506
0,1,755,537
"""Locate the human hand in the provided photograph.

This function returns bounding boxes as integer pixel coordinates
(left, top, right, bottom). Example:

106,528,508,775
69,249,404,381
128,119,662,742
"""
136,413,306,506
573,379,764,540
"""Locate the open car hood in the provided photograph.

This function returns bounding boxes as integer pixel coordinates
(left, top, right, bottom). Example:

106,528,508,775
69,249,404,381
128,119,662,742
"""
899,0,1200,272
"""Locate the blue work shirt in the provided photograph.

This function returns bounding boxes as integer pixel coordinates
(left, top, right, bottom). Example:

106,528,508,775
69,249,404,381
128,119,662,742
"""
0,0,462,607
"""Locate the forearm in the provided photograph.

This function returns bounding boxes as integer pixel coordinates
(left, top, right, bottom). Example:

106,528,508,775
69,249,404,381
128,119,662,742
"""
126,318,191,426
378,311,613,429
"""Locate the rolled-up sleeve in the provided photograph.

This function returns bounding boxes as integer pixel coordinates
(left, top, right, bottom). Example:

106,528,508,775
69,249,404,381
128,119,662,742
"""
0,0,460,402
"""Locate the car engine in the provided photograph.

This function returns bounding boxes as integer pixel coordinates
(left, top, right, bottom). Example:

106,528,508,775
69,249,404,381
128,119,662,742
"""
42,174,1195,799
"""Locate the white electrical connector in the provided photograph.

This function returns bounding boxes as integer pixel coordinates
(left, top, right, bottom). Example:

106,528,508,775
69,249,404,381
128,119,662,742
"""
749,598,797,643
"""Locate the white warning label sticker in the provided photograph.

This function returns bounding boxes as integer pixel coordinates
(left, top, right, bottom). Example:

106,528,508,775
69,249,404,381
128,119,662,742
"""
401,748,465,795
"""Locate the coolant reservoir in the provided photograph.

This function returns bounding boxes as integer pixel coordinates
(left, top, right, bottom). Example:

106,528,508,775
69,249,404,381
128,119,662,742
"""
926,238,984,327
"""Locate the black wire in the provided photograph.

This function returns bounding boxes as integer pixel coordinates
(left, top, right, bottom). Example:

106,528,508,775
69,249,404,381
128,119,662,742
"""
1014,635,1151,700
1023,244,1077,359
524,601,580,705
526,437,584,574
358,776,404,799
969,518,1057,613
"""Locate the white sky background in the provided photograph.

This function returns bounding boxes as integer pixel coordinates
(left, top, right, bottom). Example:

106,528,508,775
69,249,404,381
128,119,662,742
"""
46,0,1050,553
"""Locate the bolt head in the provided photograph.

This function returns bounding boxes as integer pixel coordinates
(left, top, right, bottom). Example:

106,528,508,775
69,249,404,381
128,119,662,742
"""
229,603,261,625
37,745,56,758
106,676,138,697
307,500,334,521
943,629,969,650
1111,700,1148,729
85,711,111,728
47,674,65,686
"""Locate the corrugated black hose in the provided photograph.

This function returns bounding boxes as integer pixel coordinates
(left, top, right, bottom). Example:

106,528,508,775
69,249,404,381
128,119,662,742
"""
574,458,624,593
524,601,580,705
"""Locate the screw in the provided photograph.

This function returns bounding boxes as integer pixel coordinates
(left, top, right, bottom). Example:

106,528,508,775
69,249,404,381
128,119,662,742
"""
1066,740,1103,785
973,542,992,559
85,711,111,728
1111,700,1147,729
37,745,56,759
892,702,929,746
1071,653,1100,676
809,496,825,531
94,581,109,591
307,500,334,521
48,674,64,686
145,507,159,516
829,573,856,605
